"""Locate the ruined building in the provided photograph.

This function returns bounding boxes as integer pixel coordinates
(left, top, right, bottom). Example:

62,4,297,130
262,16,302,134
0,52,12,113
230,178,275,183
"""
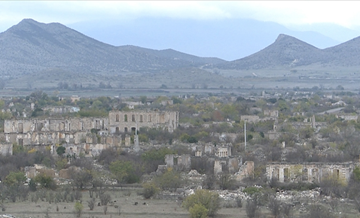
3,110,179,154
108,111,179,133
4,117,107,146
266,162,356,184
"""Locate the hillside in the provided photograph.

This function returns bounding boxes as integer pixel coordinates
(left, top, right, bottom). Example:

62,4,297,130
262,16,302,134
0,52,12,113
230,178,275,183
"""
0,19,224,78
2,19,360,91
215,34,322,70
214,34,360,70
321,36,360,66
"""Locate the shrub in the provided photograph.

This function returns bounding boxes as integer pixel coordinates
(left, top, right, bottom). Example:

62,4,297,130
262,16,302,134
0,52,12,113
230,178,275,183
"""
4,171,26,186
218,173,237,190
109,160,139,184
34,173,57,190
246,198,260,218
353,166,360,181
182,189,220,217
74,201,83,218
189,203,208,218
142,182,159,199
243,186,261,195
88,198,95,210
29,179,37,192
303,204,335,218
56,146,66,156
154,168,183,191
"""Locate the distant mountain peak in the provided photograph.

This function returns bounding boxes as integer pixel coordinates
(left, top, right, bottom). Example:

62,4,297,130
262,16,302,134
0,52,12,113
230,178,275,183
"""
0,18,224,77
20,18,38,23
274,33,313,46
275,33,290,42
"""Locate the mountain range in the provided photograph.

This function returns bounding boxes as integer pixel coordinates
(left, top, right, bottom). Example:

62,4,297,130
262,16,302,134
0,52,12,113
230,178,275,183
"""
69,18,352,61
215,34,360,70
1,19,360,90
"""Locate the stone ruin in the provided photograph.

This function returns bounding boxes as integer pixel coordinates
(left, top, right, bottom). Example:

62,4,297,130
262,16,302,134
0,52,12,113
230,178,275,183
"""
2,110,179,156
159,153,254,183
266,161,355,184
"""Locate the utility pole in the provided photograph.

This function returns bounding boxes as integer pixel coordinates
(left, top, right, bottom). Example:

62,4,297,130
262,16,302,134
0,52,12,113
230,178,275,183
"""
244,120,247,151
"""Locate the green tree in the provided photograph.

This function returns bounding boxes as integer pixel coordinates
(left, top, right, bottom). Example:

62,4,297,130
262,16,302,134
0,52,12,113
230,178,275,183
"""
12,143,26,154
141,148,176,162
4,171,26,187
56,146,66,156
155,168,183,191
353,166,360,181
182,189,220,217
29,178,37,191
140,96,147,104
74,201,84,218
109,160,139,183
34,173,57,190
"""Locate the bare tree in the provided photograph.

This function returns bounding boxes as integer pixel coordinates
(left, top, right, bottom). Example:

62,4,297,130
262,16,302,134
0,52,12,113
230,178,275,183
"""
268,196,281,218
246,197,260,218
302,204,335,218
99,192,111,206
281,203,292,218
87,198,95,210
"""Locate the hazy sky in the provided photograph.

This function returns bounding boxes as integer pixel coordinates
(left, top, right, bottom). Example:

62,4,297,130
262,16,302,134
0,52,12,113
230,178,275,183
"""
1,1,360,32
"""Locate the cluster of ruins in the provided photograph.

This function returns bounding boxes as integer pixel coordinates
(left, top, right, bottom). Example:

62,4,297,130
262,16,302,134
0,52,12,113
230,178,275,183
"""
1,110,179,156
2,104,359,186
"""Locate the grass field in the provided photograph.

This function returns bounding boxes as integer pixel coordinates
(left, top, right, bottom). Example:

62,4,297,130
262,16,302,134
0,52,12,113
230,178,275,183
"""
2,188,360,218
1,188,249,218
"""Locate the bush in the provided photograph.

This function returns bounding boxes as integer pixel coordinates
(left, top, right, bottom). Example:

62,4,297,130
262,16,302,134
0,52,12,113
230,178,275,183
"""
182,189,220,217
74,201,83,218
189,203,208,218
29,179,37,192
99,192,111,206
142,182,159,199
154,168,183,191
218,173,237,190
353,166,360,181
246,198,260,218
243,186,261,195
303,204,335,218
56,146,66,156
34,173,57,190
4,171,26,186
88,198,95,210
109,160,140,184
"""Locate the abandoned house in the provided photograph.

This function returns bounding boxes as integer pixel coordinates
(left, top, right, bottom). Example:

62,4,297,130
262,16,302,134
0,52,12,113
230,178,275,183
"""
266,162,356,184
108,111,179,133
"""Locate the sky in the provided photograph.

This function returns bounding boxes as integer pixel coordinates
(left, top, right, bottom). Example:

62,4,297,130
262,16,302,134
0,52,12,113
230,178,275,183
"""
1,1,360,31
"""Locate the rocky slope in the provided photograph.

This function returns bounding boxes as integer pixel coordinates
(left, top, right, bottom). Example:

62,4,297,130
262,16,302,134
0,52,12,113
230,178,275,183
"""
0,19,224,77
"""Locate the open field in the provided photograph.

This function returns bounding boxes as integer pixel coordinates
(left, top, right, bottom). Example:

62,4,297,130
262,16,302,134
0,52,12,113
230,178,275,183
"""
0,189,250,218
2,188,360,218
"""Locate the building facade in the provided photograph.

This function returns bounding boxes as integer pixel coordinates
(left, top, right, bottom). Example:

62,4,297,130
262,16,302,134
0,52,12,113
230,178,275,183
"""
108,111,179,133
